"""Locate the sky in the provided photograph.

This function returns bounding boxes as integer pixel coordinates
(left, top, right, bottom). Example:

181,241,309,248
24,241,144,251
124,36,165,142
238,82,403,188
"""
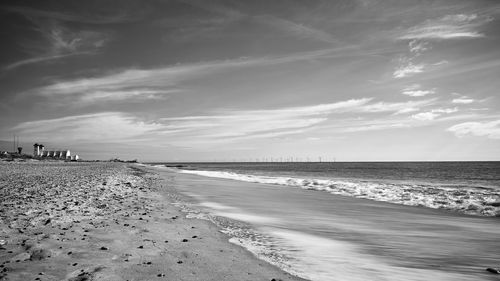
1,0,499,161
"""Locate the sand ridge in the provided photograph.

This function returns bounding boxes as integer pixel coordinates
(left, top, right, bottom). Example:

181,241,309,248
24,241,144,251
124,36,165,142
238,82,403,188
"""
0,161,305,281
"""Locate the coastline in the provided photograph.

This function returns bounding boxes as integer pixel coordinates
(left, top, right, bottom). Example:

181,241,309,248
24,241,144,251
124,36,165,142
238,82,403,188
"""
148,164,500,281
0,161,306,281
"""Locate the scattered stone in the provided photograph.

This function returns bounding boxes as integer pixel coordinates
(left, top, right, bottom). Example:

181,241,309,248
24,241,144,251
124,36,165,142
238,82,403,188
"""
486,268,500,274
182,239,188,242
177,261,183,264
137,245,144,249
100,246,109,250
192,235,197,238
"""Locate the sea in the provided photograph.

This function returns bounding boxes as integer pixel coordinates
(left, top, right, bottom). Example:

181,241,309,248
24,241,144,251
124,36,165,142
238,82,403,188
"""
147,162,500,281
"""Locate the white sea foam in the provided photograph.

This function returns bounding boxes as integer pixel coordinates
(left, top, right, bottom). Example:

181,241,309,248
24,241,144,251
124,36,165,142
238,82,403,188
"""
199,201,279,223
178,169,500,216
214,211,279,224
199,202,235,210
265,230,474,281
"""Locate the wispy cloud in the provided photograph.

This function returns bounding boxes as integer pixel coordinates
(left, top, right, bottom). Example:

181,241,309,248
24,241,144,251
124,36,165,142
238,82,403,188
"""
12,112,164,143
5,19,109,70
393,61,425,78
160,99,372,141
358,99,436,114
161,1,338,46
5,53,89,70
341,122,409,133
412,107,458,121
3,5,142,24
77,89,179,104
447,120,500,139
392,13,492,79
401,84,435,97
452,96,475,104
408,40,430,55
399,14,493,40
158,98,438,145
254,15,339,44
30,47,353,105
411,112,440,121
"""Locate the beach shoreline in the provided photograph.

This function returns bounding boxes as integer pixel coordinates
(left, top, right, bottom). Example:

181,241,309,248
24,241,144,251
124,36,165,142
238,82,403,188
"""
148,163,500,281
0,161,305,281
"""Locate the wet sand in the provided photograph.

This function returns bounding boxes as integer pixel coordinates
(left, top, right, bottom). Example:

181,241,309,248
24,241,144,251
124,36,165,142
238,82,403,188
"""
0,161,304,281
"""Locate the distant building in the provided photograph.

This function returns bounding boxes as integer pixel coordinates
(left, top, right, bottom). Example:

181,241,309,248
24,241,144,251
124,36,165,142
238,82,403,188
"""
33,143,76,160
33,143,40,156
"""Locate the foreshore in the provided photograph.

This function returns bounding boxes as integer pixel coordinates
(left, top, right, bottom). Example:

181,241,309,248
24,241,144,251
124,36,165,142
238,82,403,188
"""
0,161,305,281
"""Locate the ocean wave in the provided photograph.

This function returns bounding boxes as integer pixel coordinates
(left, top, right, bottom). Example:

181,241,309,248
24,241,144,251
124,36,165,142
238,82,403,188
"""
178,169,500,217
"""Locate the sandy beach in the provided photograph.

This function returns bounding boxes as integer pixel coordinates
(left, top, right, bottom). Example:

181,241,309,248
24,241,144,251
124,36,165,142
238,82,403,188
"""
0,161,305,281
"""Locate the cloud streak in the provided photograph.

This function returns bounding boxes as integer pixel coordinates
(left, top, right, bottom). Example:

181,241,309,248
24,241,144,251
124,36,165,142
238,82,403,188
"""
159,98,438,145
448,120,500,139
254,15,339,44
30,47,354,104
393,62,424,78
11,97,436,148
399,14,492,40
392,13,493,80
160,99,372,141
452,96,475,104
12,112,164,143
401,84,435,97
412,107,458,121
3,5,142,24
5,19,109,70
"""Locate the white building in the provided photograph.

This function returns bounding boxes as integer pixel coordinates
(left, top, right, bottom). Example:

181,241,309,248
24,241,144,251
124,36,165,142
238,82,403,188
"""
33,143,74,160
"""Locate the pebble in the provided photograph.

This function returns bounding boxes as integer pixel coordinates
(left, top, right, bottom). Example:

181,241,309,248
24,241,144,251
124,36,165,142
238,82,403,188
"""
486,268,500,274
